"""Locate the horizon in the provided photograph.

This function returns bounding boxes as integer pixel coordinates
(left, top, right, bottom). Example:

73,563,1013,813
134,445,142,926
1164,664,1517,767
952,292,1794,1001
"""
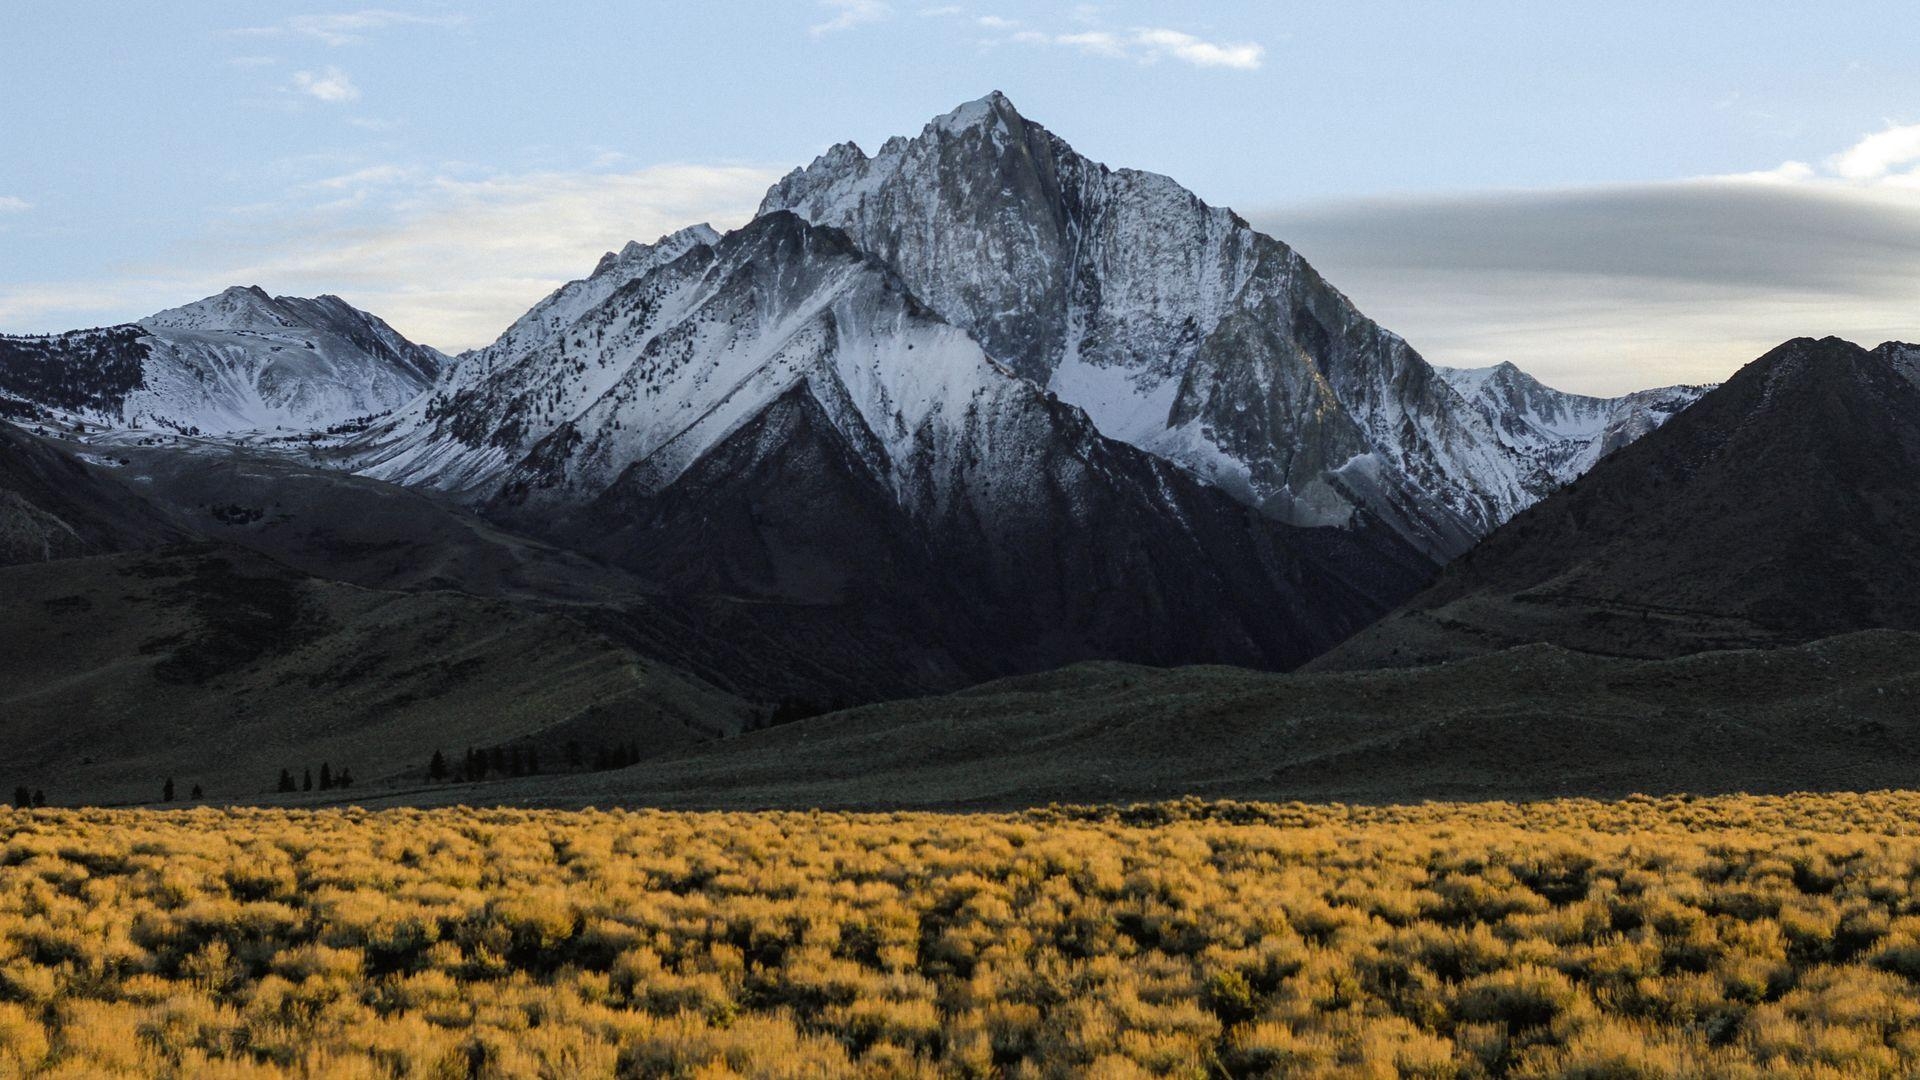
3,2,1918,395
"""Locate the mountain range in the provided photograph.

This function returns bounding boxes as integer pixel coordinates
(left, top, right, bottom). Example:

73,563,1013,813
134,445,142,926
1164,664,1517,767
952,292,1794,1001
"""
3,92,1909,808
323,93,1702,688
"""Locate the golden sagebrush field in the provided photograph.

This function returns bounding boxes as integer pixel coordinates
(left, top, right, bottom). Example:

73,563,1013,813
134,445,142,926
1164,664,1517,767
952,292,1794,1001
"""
1,793,1919,1078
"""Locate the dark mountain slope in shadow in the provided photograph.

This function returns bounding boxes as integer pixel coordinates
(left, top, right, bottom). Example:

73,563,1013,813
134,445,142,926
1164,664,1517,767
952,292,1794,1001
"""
1315,338,1920,670
566,380,1434,690
0,420,180,564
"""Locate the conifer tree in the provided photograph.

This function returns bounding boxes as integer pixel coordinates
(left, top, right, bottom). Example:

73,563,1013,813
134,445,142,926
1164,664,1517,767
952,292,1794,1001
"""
162,777,175,802
319,763,333,790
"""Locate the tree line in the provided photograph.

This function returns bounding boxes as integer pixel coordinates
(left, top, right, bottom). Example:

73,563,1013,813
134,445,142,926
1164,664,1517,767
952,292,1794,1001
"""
424,740,645,785
274,763,354,794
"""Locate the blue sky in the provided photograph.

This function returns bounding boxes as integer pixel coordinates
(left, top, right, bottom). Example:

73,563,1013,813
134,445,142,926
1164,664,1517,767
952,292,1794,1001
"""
3,1,1919,392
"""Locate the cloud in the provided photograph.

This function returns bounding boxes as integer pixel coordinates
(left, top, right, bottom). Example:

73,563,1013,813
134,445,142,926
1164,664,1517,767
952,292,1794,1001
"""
1715,120,1920,189
1829,122,1920,183
1250,180,1920,395
810,0,890,36
1129,28,1263,70
923,5,1260,68
1000,25,1263,70
234,9,467,46
0,162,783,349
0,197,30,214
292,67,361,103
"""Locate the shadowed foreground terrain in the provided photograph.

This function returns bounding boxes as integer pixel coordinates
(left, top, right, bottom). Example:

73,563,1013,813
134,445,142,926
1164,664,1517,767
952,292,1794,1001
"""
0,544,747,805
352,629,1920,811
0,794,1917,1077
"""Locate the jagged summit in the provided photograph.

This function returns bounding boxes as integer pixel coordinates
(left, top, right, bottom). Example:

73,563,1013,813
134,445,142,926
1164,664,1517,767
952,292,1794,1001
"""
758,94,1686,558
929,89,1023,135
592,224,721,278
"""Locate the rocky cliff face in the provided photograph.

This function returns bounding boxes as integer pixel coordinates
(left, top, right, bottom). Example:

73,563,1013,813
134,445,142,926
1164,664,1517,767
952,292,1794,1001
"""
759,91,1555,559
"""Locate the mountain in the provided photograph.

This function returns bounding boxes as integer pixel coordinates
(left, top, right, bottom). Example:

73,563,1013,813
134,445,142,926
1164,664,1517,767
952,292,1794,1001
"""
348,210,1433,688
1316,337,1920,669
0,287,443,435
1437,362,1708,486
758,92,1662,558
0,419,179,565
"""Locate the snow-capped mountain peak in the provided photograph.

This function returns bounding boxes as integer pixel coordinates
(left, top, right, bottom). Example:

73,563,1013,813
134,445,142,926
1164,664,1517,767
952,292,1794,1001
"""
930,89,1022,136
0,288,444,436
1437,363,1711,485
142,285,288,332
753,93,1715,557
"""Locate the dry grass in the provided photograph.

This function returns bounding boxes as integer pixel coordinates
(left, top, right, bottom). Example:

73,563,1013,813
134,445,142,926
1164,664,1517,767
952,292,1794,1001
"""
0,792,1918,1077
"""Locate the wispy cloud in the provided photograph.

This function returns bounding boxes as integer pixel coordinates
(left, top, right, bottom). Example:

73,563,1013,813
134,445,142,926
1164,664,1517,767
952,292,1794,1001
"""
0,162,782,349
995,23,1264,70
234,8,467,46
1128,27,1263,70
0,197,30,214
292,67,361,103
810,0,890,36
917,4,1261,68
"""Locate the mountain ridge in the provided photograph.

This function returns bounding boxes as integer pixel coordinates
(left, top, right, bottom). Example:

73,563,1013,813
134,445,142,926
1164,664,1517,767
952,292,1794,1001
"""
1316,335,1920,669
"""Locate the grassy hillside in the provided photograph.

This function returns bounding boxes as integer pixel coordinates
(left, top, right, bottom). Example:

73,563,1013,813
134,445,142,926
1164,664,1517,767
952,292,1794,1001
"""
368,630,1920,811
0,544,748,806
0,793,1916,1076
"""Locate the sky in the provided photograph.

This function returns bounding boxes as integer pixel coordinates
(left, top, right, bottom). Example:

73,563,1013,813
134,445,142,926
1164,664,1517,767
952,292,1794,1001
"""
2,2,1918,394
